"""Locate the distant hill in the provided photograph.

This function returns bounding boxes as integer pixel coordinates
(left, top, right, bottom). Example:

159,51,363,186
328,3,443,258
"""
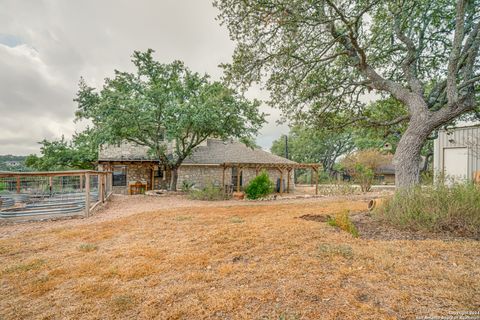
0,155,29,172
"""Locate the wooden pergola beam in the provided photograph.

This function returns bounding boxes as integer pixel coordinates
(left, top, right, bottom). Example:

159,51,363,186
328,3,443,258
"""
0,170,110,178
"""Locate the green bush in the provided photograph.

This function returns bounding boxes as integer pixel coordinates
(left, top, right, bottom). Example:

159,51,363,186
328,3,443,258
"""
353,164,374,192
244,171,274,199
377,183,480,238
189,183,228,201
181,180,195,192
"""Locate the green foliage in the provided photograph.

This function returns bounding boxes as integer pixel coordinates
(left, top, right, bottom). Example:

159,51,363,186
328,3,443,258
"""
189,183,228,201
341,149,392,192
244,171,274,199
353,164,375,193
270,126,354,173
215,0,479,187
181,181,195,192
0,155,28,172
215,1,479,125
25,129,98,171
327,210,359,238
75,49,265,190
378,184,480,238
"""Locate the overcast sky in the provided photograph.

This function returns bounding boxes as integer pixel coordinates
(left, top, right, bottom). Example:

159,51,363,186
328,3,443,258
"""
0,0,288,155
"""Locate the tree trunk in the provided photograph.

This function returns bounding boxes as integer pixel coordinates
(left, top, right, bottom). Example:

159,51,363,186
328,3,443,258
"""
170,166,179,191
393,120,432,188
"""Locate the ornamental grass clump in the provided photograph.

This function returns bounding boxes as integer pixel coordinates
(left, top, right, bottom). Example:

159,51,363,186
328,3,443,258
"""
244,171,274,199
378,183,480,238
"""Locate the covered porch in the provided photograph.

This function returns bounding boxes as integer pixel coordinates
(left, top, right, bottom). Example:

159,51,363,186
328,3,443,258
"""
220,162,321,195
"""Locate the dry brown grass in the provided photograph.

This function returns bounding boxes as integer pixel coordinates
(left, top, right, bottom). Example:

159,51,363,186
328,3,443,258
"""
0,196,479,319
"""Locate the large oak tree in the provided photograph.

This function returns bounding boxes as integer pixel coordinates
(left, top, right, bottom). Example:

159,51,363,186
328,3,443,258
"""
75,50,265,190
214,0,480,187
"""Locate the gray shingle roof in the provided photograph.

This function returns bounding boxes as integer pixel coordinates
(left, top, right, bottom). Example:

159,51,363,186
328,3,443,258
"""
99,139,297,165
183,139,296,165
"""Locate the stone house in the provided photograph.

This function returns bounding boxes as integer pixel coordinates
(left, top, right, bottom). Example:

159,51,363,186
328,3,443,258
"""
97,139,298,194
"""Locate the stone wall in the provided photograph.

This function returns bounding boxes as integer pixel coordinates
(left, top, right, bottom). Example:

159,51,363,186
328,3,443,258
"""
101,162,296,194
177,165,295,192
99,141,176,160
99,162,155,195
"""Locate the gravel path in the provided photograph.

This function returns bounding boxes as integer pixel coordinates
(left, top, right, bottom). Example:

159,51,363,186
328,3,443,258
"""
0,192,388,239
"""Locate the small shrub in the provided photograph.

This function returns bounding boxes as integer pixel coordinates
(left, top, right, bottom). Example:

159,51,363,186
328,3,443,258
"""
78,243,98,252
327,210,359,237
244,171,274,199
378,183,480,238
341,149,391,192
353,164,374,192
189,183,228,201
181,180,195,192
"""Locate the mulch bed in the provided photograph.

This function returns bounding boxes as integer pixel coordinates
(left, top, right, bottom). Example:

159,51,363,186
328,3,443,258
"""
299,211,477,241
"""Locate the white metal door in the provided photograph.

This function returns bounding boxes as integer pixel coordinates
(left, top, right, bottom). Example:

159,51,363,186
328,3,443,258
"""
443,148,468,183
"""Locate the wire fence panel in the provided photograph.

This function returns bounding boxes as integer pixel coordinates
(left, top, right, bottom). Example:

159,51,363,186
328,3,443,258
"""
0,171,112,220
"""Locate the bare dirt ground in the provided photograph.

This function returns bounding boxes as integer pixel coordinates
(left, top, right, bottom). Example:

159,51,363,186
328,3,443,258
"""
0,195,479,319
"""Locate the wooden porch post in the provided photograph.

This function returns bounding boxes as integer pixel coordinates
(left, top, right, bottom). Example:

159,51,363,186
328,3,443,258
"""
280,169,284,194
151,166,155,190
236,166,241,192
314,167,319,195
85,173,90,217
222,165,226,193
16,176,20,194
99,174,105,203
49,176,53,195
287,168,291,193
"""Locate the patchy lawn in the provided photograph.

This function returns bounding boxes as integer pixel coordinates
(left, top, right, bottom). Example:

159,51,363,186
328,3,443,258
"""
0,196,478,319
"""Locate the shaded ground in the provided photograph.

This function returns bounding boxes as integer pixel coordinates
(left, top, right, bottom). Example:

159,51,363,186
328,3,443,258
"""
0,195,479,319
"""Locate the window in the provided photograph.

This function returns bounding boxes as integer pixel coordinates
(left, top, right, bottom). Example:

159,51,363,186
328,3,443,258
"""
112,166,127,187
231,167,243,187
154,168,164,178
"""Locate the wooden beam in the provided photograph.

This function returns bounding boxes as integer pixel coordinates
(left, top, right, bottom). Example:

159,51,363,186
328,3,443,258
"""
49,176,53,195
314,168,319,195
0,170,110,178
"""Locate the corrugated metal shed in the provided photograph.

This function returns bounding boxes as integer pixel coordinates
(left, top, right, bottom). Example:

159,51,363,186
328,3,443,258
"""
433,124,480,181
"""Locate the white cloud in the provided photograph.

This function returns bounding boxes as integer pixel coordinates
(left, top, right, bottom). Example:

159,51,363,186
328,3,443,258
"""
0,0,288,155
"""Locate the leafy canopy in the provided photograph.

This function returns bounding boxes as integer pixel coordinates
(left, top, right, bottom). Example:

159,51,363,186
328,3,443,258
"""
270,126,354,172
75,50,266,189
25,129,99,171
214,0,480,128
